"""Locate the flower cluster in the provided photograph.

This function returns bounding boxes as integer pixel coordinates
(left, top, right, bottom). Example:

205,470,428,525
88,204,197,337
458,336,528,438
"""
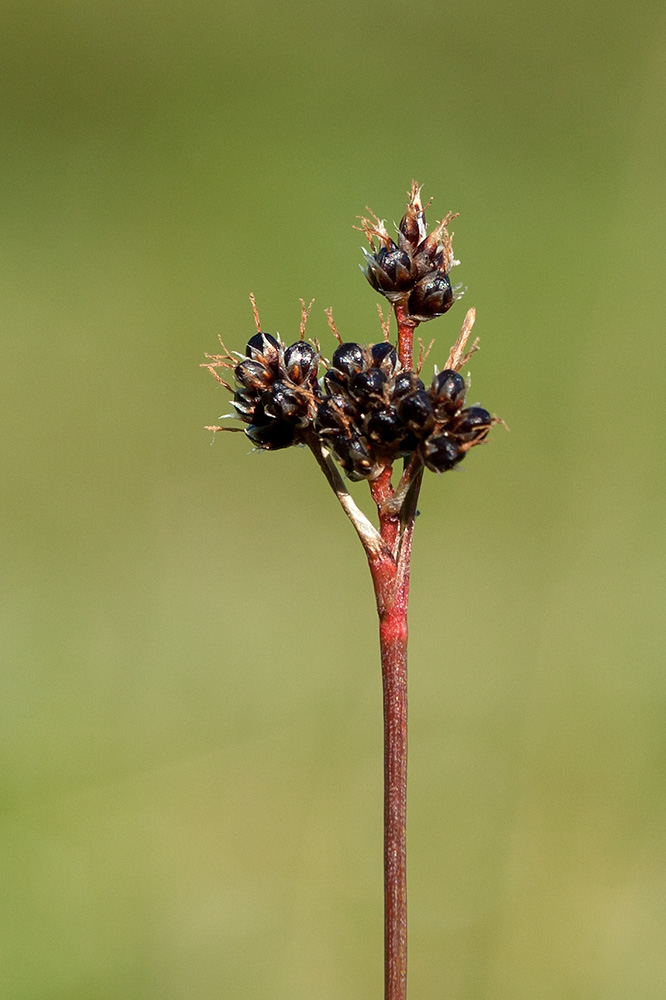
316,341,491,478
231,332,322,450
203,183,496,482
359,180,462,322
205,331,492,480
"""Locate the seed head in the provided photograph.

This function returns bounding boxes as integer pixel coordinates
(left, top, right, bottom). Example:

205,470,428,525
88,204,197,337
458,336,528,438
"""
359,181,460,323
203,185,499,483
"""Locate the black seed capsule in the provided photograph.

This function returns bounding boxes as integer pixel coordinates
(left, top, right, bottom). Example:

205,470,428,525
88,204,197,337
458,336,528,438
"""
235,359,274,391
283,341,318,384
420,434,464,473
314,395,356,436
364,246,419,298
431,369,466,414
348,368,387,403
365,407,404,445
451,406,492,442
398,388,435,432
407,272,454,322
370,342,399,374
391,371,425,402
231,389,259,421
245,418,295,450
331,342,365,379
245,332,281,366
323,369,347,395
333,433,381,481
264,380,304,422
397,430,419,458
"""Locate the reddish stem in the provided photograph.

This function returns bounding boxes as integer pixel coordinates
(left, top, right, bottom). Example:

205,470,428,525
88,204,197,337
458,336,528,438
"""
368,304,421,1000
394,302,418,371
368,547,410,1000
316,303,422,1000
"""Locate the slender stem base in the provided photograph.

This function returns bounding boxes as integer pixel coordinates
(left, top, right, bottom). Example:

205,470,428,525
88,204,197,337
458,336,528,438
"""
368,465,417,1000
377,576,409,1000
369,305,421,1000
314,303,424,1000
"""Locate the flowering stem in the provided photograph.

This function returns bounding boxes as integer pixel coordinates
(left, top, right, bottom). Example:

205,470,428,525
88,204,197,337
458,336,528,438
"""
369,545,409,1000
394,302,418,371
366,307,422,1000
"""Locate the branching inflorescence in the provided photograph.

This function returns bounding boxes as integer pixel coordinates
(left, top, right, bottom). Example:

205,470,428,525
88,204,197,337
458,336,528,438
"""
204,182,496,496
203,181,499,1000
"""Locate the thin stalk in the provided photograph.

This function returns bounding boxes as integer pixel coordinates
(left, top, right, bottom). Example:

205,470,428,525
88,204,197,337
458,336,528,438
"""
394,302,418,370
370,305,422,1000
315,304,422,1000
369,549,409,1000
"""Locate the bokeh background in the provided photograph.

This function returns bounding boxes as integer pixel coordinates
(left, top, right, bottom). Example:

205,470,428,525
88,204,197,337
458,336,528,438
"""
2,1,666,997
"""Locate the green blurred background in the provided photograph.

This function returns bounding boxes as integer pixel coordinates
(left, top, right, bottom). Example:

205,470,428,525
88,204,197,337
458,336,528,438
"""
2,0,666,997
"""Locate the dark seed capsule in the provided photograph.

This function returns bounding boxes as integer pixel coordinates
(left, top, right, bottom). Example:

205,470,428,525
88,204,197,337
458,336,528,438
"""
398,388,435,432
391,371,425,402
428,246,448,274
314,394,356,436
364,246,419,298
333,433,381,481
348,368,387,403
231,388,260,421
431,369,466,414
243,399,271,425
370,342,399,374
283,341,318,384
365,407,404,445
331,342,365,379
397,430,419,458
407,272,454,322
246,332,281,366
323,369,348,395
420,434,464,473
264,380,304,422
245,418,295,450
399,203,427,250
451,406,492,441
235,359,274,391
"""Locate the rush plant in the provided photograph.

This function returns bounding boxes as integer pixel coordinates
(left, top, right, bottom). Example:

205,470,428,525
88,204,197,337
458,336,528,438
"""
203,182,498,1000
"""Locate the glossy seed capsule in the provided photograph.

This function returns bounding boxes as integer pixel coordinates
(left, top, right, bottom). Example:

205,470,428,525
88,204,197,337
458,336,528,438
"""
323,369,347,395
451,406,492,441
348,368,387,403
331,342,365,379
398,388,435,432
264,380,304,422
333,433,381,481
245,418,295,450
391,371,425,402
370,342,399,374
245,332,281,366
407,272,454,322
431,369,466,414
365,407,404,445
234,359,274,391
420,434,464,473
231,389,259,421
283,341,318,384
364,246,418,298
314,395,356,436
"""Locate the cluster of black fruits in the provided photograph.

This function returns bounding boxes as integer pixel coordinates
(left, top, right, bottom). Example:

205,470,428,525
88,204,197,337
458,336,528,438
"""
360,181,461,322
232,332,321,451
231,333,492,479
